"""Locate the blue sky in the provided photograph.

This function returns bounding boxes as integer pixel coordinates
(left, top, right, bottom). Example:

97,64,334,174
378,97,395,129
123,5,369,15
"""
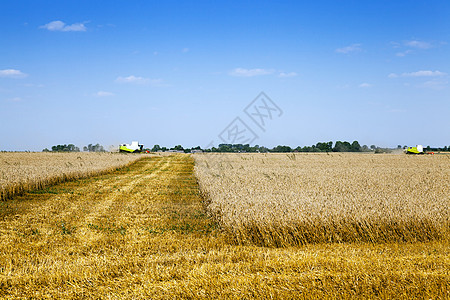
1,0,449,151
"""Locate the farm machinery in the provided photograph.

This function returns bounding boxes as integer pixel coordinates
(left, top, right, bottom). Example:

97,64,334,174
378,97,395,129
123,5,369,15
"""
404,145,434,155
119,141,144,153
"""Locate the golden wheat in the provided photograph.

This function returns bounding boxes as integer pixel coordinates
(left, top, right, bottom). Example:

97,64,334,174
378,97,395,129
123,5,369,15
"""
0,154,448,298
194,153,450,246
0,152,144,200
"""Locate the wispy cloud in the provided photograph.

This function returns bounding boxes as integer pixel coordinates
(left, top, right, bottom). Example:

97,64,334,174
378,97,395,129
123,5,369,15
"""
404,40,432,49
421,79,448,90
396,50,412,57
402,70,446,77
182,48,189,53
388,70,447,78
116,75,149,84
391,40,433,57
278,72,298,78
359,83,372,88
229,68,274,77
115,75,168,87
335,43,362,54
0,69,28,78
95,91,115,97
40,20,87,32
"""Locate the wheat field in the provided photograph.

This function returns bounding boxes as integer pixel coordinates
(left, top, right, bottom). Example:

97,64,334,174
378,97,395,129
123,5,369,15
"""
0,154,448,298
0,152,143,201
194,153,450,246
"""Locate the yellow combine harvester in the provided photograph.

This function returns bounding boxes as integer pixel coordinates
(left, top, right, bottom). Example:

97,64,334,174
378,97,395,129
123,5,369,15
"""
119,141,143,153
405,145,424,154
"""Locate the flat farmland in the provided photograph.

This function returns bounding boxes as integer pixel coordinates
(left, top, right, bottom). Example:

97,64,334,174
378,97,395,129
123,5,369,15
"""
0,152,144,201
194,153,449,246
0,153,448,298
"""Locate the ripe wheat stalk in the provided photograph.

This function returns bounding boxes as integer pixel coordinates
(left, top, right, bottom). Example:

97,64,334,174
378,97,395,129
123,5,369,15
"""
0,152,143,200
194,153,449,246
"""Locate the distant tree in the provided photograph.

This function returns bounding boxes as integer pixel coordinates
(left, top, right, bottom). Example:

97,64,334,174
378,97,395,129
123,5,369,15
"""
397,145,402,149
350,141,362,152
316,141,333,152
151,145,162,152
271,145,292,152
42,148,50,152
333,141,352,152
370,145,376,150
171,145,184,151
362,145,369,151
258,146,269,153
50,144,80,152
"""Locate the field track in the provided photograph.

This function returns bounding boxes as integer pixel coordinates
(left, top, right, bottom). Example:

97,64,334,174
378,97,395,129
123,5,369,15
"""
0,155,219,298
0,154,448,299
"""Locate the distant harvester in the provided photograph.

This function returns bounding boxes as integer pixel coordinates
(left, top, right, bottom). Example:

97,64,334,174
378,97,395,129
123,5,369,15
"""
405,145,424,154
119,141,143,153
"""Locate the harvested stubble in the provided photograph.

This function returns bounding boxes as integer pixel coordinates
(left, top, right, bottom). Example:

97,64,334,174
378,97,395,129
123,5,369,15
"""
0,154,448,298
194,153,450,246
0,152,143,201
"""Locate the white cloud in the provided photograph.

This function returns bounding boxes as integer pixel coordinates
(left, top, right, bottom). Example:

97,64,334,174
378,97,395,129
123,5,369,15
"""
359,83,372,88
335,44,362,54
396,50,412,57
0,69,28,78
421,79,448,90
404,40,432,49
278,72,298,78
95,91,115,97
230,68,274,77
388,70,446,78
116,75,149,84
401,70,446,77
115,75,168,87
391,40,433,57
182,48,189,53
40,20,86,32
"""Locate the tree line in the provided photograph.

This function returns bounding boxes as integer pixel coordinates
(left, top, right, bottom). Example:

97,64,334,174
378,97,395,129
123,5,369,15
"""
43,143,105,152
43,142,450,153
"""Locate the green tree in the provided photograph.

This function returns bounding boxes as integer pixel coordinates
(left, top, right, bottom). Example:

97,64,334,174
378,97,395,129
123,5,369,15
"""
333,141,351,152
172,145,184,151
271,145,292,152
51,144,80,152
151,145,162,152
316,141,333,152
351,141,361,152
